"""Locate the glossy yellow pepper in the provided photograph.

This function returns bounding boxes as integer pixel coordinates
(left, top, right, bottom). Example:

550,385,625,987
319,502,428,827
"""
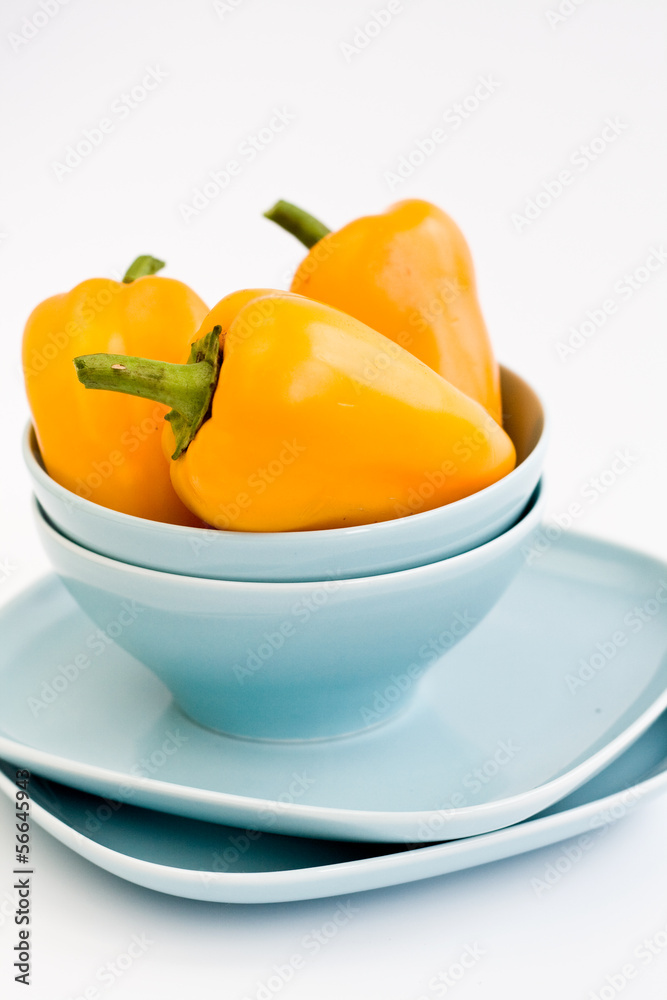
74,291,516,532
265,198,503,424
23,256,209,523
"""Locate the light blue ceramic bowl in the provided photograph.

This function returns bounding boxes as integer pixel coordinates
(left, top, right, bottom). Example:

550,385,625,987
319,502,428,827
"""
34,482,544,742
25,366,546,583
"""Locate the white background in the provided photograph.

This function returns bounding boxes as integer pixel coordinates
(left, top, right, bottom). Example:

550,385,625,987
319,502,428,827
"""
1,0,667,996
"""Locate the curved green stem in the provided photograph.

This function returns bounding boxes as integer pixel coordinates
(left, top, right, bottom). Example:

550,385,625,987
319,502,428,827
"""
122,255,166,283
73,328,222,459
263,200,331,249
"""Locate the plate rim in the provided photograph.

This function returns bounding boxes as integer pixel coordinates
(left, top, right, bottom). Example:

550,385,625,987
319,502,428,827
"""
1,530,667,842
0,755,665,904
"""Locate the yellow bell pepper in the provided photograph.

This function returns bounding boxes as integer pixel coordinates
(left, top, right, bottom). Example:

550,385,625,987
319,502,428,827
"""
23,256,209,523
73,291,516,532
265,198,503,424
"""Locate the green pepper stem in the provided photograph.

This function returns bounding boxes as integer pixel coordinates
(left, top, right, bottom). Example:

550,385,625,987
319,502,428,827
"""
122,255,166,283
73,328,222,459
263,200,331,249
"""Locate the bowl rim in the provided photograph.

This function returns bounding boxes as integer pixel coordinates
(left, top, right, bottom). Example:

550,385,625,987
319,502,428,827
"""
34,481,544,592
24,363,547,542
